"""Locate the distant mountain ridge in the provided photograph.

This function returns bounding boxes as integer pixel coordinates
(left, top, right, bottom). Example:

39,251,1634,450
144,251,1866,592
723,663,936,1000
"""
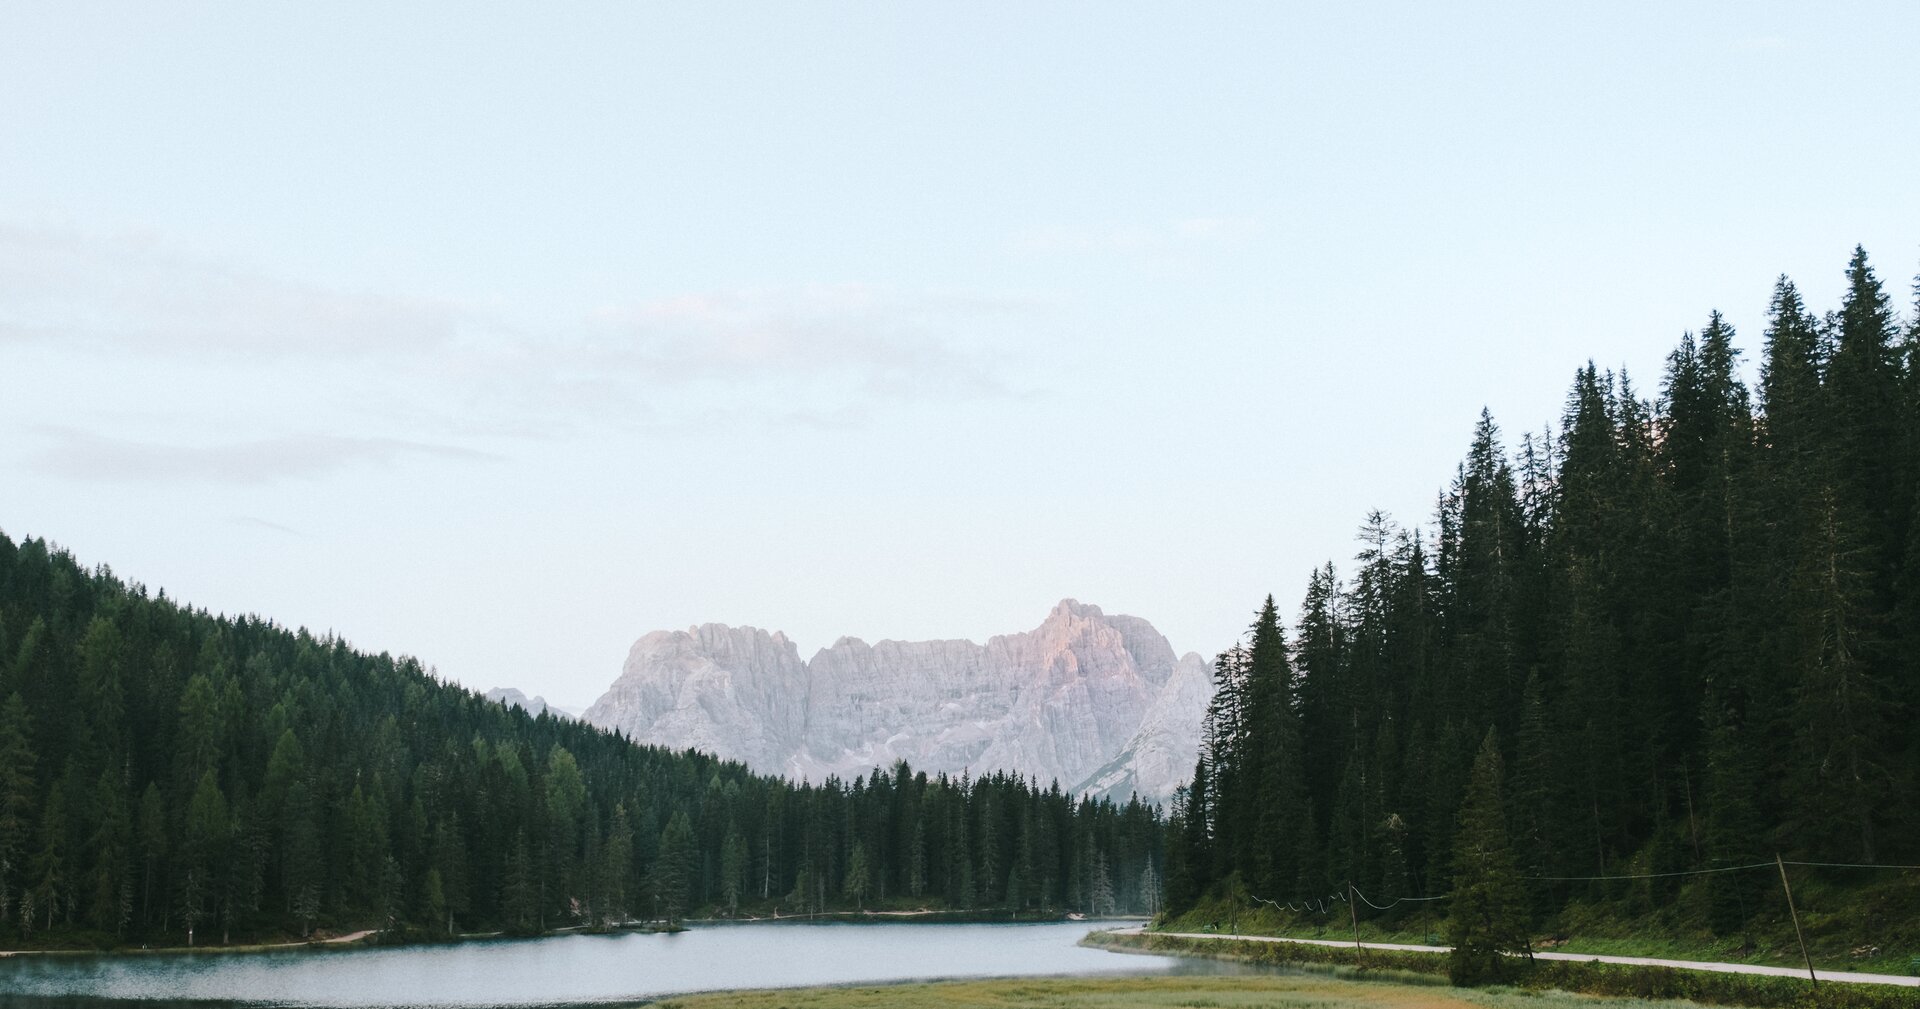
583,600,1211,804
483,687,581,719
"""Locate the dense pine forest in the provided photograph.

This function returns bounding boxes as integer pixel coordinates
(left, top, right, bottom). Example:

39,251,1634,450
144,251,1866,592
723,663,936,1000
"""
1167,248,1920,948
0,534,1164,949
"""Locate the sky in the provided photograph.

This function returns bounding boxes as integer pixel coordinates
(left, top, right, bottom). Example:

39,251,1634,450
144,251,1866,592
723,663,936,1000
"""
3,3,1917,710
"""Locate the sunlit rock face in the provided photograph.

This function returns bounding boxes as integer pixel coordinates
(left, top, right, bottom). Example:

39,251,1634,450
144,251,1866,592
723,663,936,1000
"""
583,600,1211,806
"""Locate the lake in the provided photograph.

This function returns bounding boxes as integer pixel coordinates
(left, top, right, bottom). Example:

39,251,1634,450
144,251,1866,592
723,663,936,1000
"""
0,921,1245,1007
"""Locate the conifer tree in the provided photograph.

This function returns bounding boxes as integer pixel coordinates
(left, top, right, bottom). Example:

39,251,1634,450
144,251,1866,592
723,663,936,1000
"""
0,693,35,929
181,770,228,945
1090,849,1115,917
87,766,131,934
135,783,165,931
1445,730,1530,985
655,811,695,926
28,780,66,934
721,825,748,915
843,841,871,908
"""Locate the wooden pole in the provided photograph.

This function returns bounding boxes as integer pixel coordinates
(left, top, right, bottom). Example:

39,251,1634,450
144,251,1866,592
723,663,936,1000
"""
1348,882,1363,961
1775,854,1817,989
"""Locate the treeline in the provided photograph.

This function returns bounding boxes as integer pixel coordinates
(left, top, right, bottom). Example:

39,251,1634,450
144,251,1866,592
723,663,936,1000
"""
1168,247,1920,933
0,532,1164,948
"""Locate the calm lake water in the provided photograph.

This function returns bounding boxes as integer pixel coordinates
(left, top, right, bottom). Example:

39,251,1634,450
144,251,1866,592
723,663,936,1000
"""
0,921,1241,1008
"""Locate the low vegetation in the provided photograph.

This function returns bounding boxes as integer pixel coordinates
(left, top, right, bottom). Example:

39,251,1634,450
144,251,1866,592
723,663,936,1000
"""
1087,932,1920,1009
640,973,1877,1009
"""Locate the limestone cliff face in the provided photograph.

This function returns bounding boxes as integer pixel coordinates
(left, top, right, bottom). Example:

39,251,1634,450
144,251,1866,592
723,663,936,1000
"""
582,600,1210,805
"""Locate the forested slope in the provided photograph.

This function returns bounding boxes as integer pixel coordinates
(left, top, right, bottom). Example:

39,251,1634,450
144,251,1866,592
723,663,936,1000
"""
1168,248,1920,950
0,533,1163,949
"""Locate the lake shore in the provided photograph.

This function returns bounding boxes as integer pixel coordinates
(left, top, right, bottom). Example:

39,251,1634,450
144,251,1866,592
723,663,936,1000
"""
0,909,1124,959
622,973,1702,1009
1083,930,1920,1009
0,919,1180,1005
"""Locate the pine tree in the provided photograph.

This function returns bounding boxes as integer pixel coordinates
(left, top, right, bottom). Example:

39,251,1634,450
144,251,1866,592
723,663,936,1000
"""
842,841,871,908
1089,849,1115,917
422,868,447,934
907,817,928,899
501,830,536,932
28,780,66,934
947,795,973,907
721,825,748,916
1509,673,1558,913
181,770,228,946
543,745,587,924
87,766,132,935
136,783,165,932
282,780,322,935
1137,859,1162,917
1445,730,1530,985
1789,487,1892,860
431,815,470,935
1242,597,1306,894
655,811,695,926
0,693,35,929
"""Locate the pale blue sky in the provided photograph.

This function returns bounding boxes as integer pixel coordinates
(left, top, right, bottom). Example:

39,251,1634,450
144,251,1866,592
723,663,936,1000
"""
4,3,1916,707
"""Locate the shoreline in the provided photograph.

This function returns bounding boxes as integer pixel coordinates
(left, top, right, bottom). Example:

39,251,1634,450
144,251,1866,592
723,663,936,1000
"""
0,912,1148,959
1084,928,1920,1008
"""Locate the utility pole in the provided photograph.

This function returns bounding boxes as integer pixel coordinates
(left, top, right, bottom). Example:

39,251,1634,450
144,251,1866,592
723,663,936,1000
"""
1348,882,1363,961
1775,854,1817,989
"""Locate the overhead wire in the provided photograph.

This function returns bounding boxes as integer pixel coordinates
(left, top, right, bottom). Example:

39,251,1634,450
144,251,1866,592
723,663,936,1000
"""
1231,859,1914,922
1349,884,1449,910
1782,860,1920,871
1520,861,1775,881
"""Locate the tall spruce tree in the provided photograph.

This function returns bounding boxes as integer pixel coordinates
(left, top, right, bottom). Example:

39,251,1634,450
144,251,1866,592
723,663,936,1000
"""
1445,730,1530,985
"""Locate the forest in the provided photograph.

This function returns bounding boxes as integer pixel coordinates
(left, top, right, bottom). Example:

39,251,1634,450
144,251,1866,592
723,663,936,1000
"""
1167,247,1920,943
0,533,1164,949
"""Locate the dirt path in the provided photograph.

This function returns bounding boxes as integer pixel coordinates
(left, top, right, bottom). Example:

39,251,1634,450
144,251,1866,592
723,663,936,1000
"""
1111,928,1920,988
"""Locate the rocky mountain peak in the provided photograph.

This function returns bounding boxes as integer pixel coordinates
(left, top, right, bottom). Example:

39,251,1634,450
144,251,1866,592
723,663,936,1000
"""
582,602,1212,804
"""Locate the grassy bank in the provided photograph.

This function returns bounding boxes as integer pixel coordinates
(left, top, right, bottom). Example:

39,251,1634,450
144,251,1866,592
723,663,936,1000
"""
640,973,1786,1009
1158,871,1920,978
1087,931,1920,1009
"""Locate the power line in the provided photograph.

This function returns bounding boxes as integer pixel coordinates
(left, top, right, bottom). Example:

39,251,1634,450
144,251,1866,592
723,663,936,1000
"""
1783,860,1920,871
1521,860,1775,881
1349,884,1449,911
1518,858,1920,882
1253,885,1446,914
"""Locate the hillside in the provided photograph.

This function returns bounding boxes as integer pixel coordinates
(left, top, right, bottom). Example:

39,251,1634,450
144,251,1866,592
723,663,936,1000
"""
0,532,1163,949
1165,248,1920,966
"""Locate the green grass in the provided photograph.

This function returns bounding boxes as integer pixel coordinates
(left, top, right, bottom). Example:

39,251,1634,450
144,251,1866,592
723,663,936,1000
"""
637,973,1720,1009
1157,871,1920,978
1087,932,1920,1009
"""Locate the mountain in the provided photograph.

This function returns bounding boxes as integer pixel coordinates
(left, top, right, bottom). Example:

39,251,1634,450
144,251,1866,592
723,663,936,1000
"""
583,600,1211,804
483,686,581,719
0,530,1166,948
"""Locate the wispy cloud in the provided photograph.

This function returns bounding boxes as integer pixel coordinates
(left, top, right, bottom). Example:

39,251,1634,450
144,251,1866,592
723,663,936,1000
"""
27,428,499,486
2,224,1033,444
581,284,1014,399
0,224,461,358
